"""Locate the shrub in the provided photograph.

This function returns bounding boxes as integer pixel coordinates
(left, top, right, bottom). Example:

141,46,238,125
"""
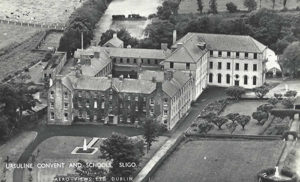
253,85,270,99
210,116,228,130
252,111,268,125
198,121,214,134
257,104,274,113
226,113,239,123
274,93,283,99
226,2,238,13
236,115,251,130
282,98,295,108
270,109,297,119
226,122,238,134
284,90,297,97
268,97,279,105
225,86,245,100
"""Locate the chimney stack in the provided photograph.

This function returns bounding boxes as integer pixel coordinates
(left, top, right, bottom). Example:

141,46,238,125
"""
173,30,177,45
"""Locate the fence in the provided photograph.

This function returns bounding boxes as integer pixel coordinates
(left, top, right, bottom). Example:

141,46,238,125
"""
0,18,66,31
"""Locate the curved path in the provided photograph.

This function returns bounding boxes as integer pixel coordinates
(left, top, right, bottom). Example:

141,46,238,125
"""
13,124,143,182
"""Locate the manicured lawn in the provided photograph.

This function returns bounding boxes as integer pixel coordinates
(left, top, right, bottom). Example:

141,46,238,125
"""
151,139,284,182
178,0,300,14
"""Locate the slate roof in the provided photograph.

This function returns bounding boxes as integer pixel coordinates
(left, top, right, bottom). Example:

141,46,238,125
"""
107,47,169,60
138,70,164,82
103,36,123,48
62,75,111,91
112,78,156,94
162,71,191,97
172,33,267,53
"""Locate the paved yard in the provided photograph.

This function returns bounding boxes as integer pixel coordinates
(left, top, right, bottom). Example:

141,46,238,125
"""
151,139,284,182
267,79,300,98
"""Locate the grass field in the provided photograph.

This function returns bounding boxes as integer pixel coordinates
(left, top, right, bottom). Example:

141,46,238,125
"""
0,24,42,50
178,0,300,14
151,139,284,182
0,0,84,24
39,32,63,50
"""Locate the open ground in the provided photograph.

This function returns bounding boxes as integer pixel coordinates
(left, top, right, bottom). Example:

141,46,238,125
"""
178,0,300,14
151,139,285,182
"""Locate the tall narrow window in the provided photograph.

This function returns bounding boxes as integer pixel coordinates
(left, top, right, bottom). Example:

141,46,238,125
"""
217,74,222,83
244,63,248,71
227,62,230,70
170,62,174,68
64,113,68,121
227,52,231,58
127,58,130,63
244,75,248,85
218,51,222,57
226,74,230,84
218,62,222,70
186,63,190,70
253,76,257,85
50,112,55,120
235,63,239,71
209,62,213,69
254,53,258,59
210,50,213,57
253,64,257,71
245,52,248,59
236,52,240,58
148,59,151,64
209,73,213,83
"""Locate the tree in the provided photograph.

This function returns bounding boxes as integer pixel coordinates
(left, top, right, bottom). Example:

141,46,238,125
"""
268,97,279,105
209,0,218,14
226,113,239,123
253,85,270,99
274,93,283,99
210,116,228,130
236,115,251,130
252,111,268,125
100,28,138,47
244,0,257,11
257,104,274,113
197,0,204,14
157,0,179,20
226,122,238,134
280,41,300,77
142,119,163,152
100,133,144,179
284,90,298,97
198,121,214,134
282,98,295,108
0,116,9,140
226,2,238,13
225,86,246,100
74,160,106,180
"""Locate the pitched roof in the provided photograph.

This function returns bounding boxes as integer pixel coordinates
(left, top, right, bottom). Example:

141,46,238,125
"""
138,70,164,82
103,36,123,47
173,33,267,53
107,47,169,60
62,75,111,91
162,71,191,97
112,78,156,94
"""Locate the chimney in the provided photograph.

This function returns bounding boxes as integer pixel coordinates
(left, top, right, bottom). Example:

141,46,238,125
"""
177,42,183,49
164,70,173,81
113,33,117,38
173,30,177,45
161,43,168,51
197,42,206,50
94,51,100,58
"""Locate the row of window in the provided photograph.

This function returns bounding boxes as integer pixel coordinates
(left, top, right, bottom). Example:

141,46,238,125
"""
113,57,160,65
209,62,257,71
169,62,190,70
210,51,258,59
50,112,69,121
208,73,257,85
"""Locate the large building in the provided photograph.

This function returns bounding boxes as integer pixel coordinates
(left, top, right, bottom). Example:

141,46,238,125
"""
47,32,269,130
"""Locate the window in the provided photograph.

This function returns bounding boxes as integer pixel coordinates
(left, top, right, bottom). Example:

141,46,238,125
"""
128,95,131,100
50,112,55,120
210,50,213,57
147,59,151,64
94,115,97,121
49,74,52,78
64,113,68,121
50,102,54,108
113,58,116,63
78,91,82,97
244,75,248,85
50,91,54,98
101,102,105,109
209,62,213,69
86,100,90,108
64,103,68,109
218,51,222,57
150,98,154,105
236,52,240,58
127,58,130,63
141,59,144,63
135,105,138,111
150,109,154,115
254,53,257,59
253,64,257,71
163,110,168,116
217,74,222,83
120,58,123,63
78,102,82,108
64,92,68,99
218,62,222,70
143,97,146,102
235,63,239,71
170,62,174,68
109,94,112,100
86,114,90,120
245,52,248,59
209,73,213,83
253,76,257,85
227,52,231,58
94,101,97,108
244,63,248,71
135,96,138,101
164,98,168,105
155,60,158,64
226,74,230,84
143,106,146,112
186,63,190,70
133,59,137,63
227,62,230,70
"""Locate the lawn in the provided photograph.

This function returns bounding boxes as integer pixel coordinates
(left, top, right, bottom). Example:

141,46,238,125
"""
39,32,63,50
0,24,42,50
178,0,300,14
23,135,168,182
0,0,84,24
151,139,284,182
